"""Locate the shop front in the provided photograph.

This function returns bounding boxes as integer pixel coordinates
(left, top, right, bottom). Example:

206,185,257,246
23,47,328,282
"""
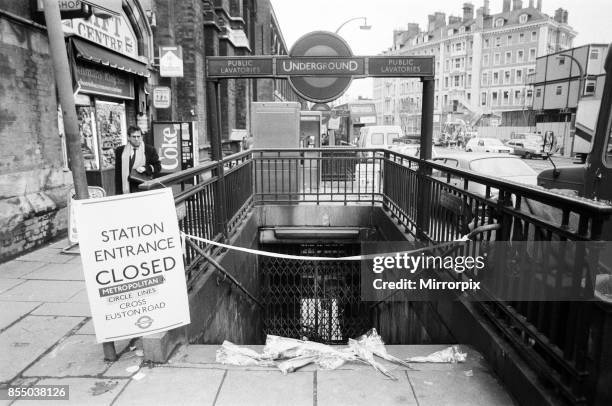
62,3,153,195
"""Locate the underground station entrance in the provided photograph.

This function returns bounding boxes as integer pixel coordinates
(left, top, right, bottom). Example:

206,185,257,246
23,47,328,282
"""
133,31,612,405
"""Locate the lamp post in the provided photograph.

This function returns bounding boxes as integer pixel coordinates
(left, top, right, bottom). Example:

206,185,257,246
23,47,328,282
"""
334,17,371,34
556,53,586,156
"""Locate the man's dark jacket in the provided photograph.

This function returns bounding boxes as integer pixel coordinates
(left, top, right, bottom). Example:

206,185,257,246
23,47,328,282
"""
114,144,162,194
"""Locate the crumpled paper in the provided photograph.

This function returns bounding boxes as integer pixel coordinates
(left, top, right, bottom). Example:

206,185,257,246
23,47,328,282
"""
215,328,405,379
405,346,467,363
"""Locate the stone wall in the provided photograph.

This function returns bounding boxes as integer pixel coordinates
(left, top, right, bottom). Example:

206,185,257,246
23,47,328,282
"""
0,12,73,261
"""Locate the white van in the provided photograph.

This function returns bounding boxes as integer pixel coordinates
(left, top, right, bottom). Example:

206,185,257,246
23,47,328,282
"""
356,125,404,149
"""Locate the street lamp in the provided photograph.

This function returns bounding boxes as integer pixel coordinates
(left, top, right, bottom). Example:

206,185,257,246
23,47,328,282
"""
334,17,371,34
556,53,586,156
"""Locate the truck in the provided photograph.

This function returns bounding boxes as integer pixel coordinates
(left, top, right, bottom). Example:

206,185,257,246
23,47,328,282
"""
538,43,612,202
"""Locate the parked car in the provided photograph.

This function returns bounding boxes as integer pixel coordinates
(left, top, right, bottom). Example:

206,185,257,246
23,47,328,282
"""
429,152,538,233
430,152,537,196
505,139,546,159
465,137,514,154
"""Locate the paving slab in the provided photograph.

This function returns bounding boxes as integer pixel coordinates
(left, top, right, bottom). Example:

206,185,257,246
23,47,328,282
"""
15,248,74,264
216,370,313,406
103,351,144,378
0,278,26,294
114,366,225,406
0,280,84,302
24,262,84,281
12,377,129,406
407,368,515,406
24,334,109,378
0,316,83,383
0,302,40,331
0,261,45,279
66,289,89,303
31,302,91,317
317,369,417,406
74,319,95,335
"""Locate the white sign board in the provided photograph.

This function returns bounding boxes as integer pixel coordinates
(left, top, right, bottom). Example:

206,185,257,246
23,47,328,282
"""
160,46,184,77
153,86,171,109
74,188,190,343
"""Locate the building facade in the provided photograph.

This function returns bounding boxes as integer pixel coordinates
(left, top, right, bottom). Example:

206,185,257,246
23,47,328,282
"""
374,0,576,135
0,0,302,262
531,43,608,156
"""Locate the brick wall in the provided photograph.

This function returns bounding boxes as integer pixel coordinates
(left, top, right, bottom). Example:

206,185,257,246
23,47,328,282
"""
0,11,73,262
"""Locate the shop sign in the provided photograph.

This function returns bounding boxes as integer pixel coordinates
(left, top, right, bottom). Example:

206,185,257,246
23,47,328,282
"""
75,61,134,99
74,188,191,343
153,86,171,109
160,46,184,77
62,8,139,59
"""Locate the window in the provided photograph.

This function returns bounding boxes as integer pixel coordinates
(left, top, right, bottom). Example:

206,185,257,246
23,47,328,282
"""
445,59,449,71
505,51,512,63
514,90,521,103
590,48,600,60
496,37,502,47
467,93,471,101
503,91,510,104
492,91,498,104
519,14,528,24
531,31,537,41
558,58,565,66
454,76,460,87
526,89,533,99
482,72,488,86
556,86,563,95
507,35,513,45
445,77,449,88
493,71,499,84
494,53,501,65
536,88,542,97
585,79,596,95
519,33,526,43
455,42,463,51
484,38,490,48
529,48,536,61
467,74,472,86
455,58,462,69
504,70,511,84
517,50,524,62
481,92,487,106
495,18,504,28
516,69,523,83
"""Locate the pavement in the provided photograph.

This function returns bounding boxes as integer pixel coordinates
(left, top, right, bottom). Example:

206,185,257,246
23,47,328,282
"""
0,237,516,405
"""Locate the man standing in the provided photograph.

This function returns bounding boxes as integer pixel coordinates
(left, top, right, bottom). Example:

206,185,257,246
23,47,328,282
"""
114,126,161,194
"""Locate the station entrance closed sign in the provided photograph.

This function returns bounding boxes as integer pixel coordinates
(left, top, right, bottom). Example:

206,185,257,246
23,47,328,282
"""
74,188,190,343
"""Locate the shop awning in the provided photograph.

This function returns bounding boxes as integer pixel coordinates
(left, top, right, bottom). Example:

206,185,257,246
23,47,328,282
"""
71,37,150,78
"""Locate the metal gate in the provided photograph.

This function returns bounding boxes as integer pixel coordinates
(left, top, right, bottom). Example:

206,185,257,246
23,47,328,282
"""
260,243,370,344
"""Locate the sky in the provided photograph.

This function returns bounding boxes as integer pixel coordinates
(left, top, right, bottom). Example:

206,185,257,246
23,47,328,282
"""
270,0,612,99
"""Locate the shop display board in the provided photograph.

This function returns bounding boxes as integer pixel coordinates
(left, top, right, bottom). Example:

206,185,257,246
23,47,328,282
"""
95,100,127,169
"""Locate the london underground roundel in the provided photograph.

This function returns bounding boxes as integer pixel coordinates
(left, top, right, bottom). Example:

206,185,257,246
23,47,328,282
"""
288,31,354,103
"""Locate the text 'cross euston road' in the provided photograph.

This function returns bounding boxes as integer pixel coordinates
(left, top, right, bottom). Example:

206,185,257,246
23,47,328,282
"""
206,56,434,79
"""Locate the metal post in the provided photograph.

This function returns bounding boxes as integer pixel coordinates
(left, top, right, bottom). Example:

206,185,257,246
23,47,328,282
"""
206,80,227,238
416,78,435,239
42,0,89,200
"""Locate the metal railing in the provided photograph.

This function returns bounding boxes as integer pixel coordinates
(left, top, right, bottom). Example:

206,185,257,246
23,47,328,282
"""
140,147,612,405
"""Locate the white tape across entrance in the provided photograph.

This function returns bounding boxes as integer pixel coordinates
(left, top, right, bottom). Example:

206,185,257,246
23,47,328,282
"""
181,232,469,261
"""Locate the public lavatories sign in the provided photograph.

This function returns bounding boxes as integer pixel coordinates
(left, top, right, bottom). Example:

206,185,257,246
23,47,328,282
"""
74,188,190,343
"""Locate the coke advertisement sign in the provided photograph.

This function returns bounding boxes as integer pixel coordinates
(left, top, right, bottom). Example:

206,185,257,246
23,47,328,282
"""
152,122,181,174
152,121,197,176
